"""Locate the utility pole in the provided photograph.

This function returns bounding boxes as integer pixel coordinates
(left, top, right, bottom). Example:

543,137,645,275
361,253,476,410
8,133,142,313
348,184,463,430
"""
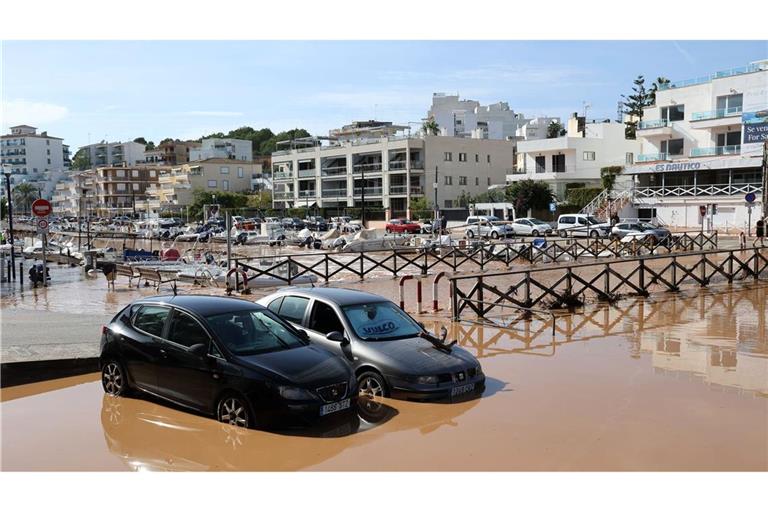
361,164,366,228
3,170,16,280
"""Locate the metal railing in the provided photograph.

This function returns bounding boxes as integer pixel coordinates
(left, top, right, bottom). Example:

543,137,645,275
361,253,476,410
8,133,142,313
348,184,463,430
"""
690,145,741,157
691,106,743,121
353,186,383,196
298,169,317,178
638,119,670,130
273,171,293,180
410,186,425,195
321,189,347,198
634,183,761,198
321,166,347,176
450,247,768,320
659,64,763,90
636,152,670,162
298,190,316,198
352,163,383,173
389,185,408,195
273,191,294,199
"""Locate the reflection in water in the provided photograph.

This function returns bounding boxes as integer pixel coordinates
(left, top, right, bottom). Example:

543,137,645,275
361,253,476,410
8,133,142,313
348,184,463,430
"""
426,283,768,397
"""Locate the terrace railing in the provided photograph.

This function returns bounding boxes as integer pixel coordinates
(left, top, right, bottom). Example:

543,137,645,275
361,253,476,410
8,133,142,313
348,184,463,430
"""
634,183,762,198
691,106,743,121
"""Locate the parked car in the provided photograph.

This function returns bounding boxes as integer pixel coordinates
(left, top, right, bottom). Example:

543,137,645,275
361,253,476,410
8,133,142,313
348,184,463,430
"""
418,219,434,234
385,218,422,234
556,214,611,238
611,222,671,244
465,215,515,239
304,216,328,231
99,295,357,429
257,288,485,401
511,218,553,237
281,217,306,230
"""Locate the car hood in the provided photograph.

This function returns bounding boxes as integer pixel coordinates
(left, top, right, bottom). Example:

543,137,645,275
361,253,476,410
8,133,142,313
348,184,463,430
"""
234,345,350,386
371,336,478,374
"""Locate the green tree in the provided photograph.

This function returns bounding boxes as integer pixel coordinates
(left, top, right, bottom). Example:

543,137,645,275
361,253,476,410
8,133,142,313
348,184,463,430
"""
648,76,670,105
71,148,91,170
565,187,603,209
259,128,311,155
188,189,249,220
422,117,439,136
600,165,623,191
471,189,506,203
455,190,471,208
547,120,564,139
409,196,432,219
247,190,273,210
12,182,39,215
505,179,555,216
622,75,652,139
133,137,147,145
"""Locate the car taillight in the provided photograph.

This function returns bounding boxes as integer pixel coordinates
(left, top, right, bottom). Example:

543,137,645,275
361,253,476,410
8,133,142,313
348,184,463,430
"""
102,325,110,335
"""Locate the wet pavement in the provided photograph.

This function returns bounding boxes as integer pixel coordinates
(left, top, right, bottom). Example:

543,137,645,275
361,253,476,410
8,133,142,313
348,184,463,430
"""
2,282,766,471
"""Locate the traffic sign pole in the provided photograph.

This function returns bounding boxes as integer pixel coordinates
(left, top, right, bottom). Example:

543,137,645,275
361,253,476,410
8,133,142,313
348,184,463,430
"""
31,200,51,288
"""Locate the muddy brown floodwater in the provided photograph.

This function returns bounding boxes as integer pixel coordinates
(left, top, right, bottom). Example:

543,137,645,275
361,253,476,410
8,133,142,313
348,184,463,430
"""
1,282,767,471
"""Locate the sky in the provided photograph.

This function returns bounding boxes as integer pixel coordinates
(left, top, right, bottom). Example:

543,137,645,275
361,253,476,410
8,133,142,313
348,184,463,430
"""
2,40,766,151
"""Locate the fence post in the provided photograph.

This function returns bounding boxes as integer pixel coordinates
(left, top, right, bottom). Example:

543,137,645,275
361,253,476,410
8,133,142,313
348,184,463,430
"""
755,247,759,281
422,249,428,276
480,246,485,271
477,275,485,318
700,253,707,286
451,278,459,321
638,258,645,294
392,251,398,277
286,256,293,285
324,255,329,283
524,270,531,308
671,256,677,290
360,252,365,280
452,247,457,271
728,250,734,283
565,267,572,300
604,263,610,299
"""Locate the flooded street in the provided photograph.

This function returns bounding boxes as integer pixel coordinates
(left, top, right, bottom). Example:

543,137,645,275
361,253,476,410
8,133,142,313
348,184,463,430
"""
2,282,765,471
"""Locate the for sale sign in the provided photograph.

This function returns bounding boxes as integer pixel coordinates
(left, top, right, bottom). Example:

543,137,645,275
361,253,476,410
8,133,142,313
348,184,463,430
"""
31,198,52,217
742,111,768,144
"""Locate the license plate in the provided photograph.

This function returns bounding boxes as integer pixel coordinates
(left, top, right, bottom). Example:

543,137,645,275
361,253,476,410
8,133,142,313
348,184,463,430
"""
451,383,475,397
320,398,351,416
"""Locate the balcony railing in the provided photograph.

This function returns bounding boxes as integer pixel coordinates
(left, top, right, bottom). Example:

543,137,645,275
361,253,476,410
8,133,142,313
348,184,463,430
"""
638,119,669,130
352,163,383,174
298,169,317,178
298,190,316,198
389,185,407,195
322,189,347,198
636,152,671,162
410,186,425,195
353,187,383,196
690,145,741,157
273,171,293,180
274,191,294,199
321,166,347,176
634,182,762,198
659,63,763,90
691,106,743,121
389,161,407,170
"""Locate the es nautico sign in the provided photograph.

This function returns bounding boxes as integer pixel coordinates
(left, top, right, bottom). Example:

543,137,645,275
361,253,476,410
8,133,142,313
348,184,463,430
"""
653,162,701,172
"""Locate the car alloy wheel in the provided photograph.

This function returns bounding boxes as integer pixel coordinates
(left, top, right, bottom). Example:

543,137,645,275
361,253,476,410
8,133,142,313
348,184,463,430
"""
559,230,567,238
466,230,475,238
385,228,391,234
101,362,125,396
217,396,250,428
532,229,539,237
490,231,500,239
358,372,388,399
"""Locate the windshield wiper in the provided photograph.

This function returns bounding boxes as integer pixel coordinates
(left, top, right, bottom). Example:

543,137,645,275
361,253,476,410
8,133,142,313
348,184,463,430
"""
418,329,456,353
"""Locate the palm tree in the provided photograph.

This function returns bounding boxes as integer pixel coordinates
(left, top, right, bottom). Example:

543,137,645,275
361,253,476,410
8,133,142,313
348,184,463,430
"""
422,117,440,136
547,120,564,139
12,182,39,215
648,76,670,105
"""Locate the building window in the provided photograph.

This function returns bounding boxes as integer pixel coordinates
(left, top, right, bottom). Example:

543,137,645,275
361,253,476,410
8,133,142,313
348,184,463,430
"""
207,180,217,188
444,175,453,185
661,138,684,156
46,149,50,155
116,183,126,191
444,152,453,162
149,170,156,177
552,154,566,172
237,167,244,178
223,179,229,191
535,156,546,173
47,159,51,164
475,154,479,163
486,155,491,164
661,105,685,122
116,169,125,177
583,151,595,161
459,176,467,185
458,153,467,162
444,200,453,208
220,166,229,174
625,152,634,164
475,177,479,186
716,93,743,114
132,183,139,191
717,131,741,147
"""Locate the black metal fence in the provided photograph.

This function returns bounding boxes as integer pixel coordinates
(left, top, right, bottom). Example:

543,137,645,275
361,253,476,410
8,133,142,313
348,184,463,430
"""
449,247,768,320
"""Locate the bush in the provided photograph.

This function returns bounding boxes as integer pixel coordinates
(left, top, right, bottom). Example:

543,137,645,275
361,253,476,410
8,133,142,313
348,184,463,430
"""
565,187,603,209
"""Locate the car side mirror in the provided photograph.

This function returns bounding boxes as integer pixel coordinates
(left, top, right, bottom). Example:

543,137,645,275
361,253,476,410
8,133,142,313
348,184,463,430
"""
326,331,346,343
297,329,310,342
189,343,207,357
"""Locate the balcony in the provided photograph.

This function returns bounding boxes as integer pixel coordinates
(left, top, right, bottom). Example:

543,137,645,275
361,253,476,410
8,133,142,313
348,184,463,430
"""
321,166,348,176
637,119,674,137
659,63,764,90
389,185,408,195
353,187,383,196
352,163,382,174
690,145,741,157
638,119,669,130
410,186,425,195
274,191,294,199
273,171,293,180
634,182,762,198
636,152,671,162
692,106,743,121
298,189,316,198
322,188,347,198
298,169,317,178
389,161,407,171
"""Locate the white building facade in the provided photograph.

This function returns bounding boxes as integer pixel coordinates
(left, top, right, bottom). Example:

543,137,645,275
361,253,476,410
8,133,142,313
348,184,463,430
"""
626,60,768,230
189,138,252,162
511,115,641,200
271,122,515,217
427,93,530,140
0,125,68,199
79,141,147,167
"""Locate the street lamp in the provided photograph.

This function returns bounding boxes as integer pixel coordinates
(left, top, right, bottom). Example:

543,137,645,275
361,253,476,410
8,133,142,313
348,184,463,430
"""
2,165,16,280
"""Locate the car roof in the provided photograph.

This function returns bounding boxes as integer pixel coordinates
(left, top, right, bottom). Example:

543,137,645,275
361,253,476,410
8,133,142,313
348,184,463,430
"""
135,294,264,316
273,287,389,306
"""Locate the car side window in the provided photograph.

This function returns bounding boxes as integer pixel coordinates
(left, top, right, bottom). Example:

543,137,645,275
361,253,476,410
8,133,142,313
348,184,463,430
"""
278,296,310,324
133,305,171,338
167,309,210,349
577,217,587,225
308,301,345,336
561,217,573,224
267,297,283,314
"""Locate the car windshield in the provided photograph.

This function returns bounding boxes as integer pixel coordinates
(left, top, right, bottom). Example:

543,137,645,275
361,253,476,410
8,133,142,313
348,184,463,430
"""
586,215,602,225
640,222,658,230
531,219,550,225
205,309,306,356
341,301,422,341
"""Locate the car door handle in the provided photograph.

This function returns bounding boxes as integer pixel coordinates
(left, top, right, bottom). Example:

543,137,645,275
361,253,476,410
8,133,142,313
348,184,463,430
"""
160,348,167,357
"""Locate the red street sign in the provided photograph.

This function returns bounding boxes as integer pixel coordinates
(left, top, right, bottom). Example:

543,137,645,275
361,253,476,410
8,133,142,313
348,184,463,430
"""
31,198,52,217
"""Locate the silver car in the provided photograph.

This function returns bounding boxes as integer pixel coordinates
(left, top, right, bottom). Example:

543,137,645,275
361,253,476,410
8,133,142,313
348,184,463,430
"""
611,222,671,245
257,288,484,401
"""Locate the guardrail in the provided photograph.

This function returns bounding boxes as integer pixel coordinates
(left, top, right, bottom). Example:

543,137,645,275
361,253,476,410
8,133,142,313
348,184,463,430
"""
690,145,741,157
449,247,768,320
691,106,743,121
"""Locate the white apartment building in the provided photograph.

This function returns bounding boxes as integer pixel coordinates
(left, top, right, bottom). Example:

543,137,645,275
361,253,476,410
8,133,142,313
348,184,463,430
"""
626,60,768,229
79,140,147,167
515,116,562,141
511,114,641,200
427,93,530,140
52,170,96,216
0,125,67,197
189,138,252,162
271,121,515,217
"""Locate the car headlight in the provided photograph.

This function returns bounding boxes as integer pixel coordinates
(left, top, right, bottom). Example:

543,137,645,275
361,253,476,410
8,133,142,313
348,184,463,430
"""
416,375,439,385
475,364,483,376
277,385,315,400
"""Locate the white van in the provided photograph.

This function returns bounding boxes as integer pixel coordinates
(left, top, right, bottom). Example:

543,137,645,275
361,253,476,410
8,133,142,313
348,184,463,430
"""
556,214,611,238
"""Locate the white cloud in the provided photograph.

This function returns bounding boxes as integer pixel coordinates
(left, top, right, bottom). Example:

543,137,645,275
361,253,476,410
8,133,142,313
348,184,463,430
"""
672,41,695,65
1,99,69,127
181,111,244,117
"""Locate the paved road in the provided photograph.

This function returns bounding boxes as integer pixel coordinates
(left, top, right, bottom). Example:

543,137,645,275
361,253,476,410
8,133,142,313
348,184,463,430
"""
1,309,111,362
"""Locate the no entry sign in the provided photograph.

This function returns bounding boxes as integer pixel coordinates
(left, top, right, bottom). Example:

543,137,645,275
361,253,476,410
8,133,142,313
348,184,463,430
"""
31,198,52,217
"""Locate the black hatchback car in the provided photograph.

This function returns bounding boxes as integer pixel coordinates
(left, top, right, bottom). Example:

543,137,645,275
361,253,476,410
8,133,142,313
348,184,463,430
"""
99,295,357,429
